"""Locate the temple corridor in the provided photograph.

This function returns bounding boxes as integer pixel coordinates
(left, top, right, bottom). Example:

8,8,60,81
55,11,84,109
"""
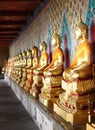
0,79,39,130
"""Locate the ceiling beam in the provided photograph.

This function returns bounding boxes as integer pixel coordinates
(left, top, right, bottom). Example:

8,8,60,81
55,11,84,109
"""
0,28,21,31
0,43,12,46
0,35,14,39
0,0,42,2
0,11,32,16
0,37,14,40
0,34,18,37
0,21,25,25
0,40,13,42
0,44,11,47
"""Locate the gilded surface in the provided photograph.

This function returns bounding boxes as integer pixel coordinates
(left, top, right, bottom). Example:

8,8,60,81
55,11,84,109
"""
30,42,48,97
39,33,64,107
54,19,95,125
24,46,38,92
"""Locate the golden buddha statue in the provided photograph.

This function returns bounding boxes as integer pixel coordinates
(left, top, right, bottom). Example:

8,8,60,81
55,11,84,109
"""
30,46,38,69
5,60,9,76
10,56,17,80
24,49,32,87
39,33,64,108
5,60,8,75
33,41,48,74
21,49,32,89
44,33,64,75
24,46,38,92
54,18,95,125
26,49,32,68
63,18,91,82
14,55,20,81
19,52,23,67
15,52,22,83
7,58,14,78
30,41,48,98
19,50,28,87
22,50,27,67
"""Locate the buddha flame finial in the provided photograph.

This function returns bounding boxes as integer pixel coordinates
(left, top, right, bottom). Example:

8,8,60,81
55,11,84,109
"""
78,14,82,23
76,15,88,33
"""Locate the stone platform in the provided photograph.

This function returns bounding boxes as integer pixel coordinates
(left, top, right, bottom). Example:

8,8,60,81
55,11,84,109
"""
5,75,86,130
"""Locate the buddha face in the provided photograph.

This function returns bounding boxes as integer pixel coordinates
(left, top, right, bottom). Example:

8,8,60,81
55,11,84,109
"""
75,27,82,40
40,44,43,51
51,38,57,47
32,49,35,56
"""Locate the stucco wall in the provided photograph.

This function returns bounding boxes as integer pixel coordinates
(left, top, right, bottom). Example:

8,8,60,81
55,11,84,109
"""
9,0,95,68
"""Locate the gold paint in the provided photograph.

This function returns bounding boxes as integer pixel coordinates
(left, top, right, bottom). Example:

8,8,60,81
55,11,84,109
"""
54,19,95,125
30,42,48,97
39,33,64,108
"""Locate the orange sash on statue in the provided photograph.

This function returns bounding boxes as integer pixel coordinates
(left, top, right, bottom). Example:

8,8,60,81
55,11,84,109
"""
71,39,91,67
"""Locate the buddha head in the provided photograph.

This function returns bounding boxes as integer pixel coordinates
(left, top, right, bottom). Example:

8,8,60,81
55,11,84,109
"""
15,55,18,62
51,32,61,47
22,50,27,58
40,41,47,51
75,17,88,40
32,46,38,56
27,49,32,57
19,51,22,60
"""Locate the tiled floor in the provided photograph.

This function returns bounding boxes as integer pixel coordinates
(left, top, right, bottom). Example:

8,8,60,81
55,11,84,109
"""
0,79,39,130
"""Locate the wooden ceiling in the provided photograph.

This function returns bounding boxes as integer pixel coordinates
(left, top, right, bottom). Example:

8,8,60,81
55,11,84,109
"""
0,0,44,47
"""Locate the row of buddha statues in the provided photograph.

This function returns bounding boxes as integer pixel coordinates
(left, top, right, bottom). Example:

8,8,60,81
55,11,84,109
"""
4,18,95,126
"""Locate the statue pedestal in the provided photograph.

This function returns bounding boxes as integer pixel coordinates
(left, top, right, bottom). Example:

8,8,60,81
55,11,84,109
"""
54,78,95,125
54,103,89,125
30,74,43,98
39,96,58,110
39,75,63,109
6,75,87,130
15,69,20,81
16,68,22,84
19,68,27,87
11,67,16,81
24,69,33,92
86,123,95,130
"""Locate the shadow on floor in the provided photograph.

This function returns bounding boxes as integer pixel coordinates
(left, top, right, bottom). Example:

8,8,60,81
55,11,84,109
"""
0,74,4,79
0,79,39,130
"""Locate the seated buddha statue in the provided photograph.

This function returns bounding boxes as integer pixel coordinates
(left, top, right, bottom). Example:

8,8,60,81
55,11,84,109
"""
19,50,27,87
39,33,64,107
30,46,38,70
15,52,23,84
14,55,20,81
5,60,9,76
33,41,48,74
22,49,32,89
44,33,64,76
30,41,48,98
13,55,18,81
11,56,18,81
54,18,95,125
63,19,91,82
24,46,38,92
22,50,27,68
60,18,92,102
7,58,14,78
25,49,32,68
